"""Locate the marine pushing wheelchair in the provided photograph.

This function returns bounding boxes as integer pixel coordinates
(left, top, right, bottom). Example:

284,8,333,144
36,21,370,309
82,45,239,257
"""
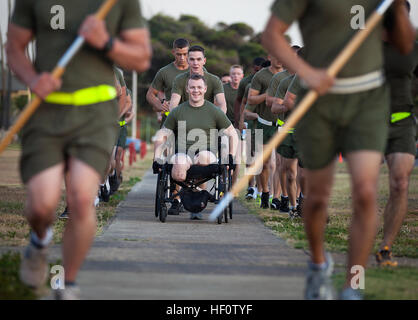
153,140,234,224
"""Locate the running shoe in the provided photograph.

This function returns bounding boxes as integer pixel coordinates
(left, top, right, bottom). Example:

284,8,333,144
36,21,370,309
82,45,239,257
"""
59,206,69,220
54,284,81,300
168,199,181,215
279,195,289,213
304,253,335,300
339,287,363,300
260,192,270,209
376,246,398,267
19,242,49,289
99,183,110,202
270,198,281,210
245,187,255,200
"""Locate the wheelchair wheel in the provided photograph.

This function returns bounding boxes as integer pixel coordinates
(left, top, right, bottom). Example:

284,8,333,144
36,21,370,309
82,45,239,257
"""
155,169,168,223
228,169,233,220
155,172,162,218
159,205,167,223
221,166,228,224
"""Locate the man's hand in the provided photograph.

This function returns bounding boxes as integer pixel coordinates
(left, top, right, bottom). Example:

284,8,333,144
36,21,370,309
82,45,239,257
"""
79,15,110,50
161,100,170,112
152,160,163,174
302,68,335,96
29,72,62,99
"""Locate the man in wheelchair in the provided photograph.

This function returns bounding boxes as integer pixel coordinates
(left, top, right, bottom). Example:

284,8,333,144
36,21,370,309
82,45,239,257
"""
153,74,239,220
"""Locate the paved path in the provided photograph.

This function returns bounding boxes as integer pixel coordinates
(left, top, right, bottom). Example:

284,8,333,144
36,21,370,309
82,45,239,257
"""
77,170,310,300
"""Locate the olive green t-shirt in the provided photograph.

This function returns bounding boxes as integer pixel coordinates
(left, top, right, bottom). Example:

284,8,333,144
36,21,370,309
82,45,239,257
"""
237,74,255,101
12,0,146,92
267,70,291,97
250,67,277,122
171,71,224,104
244,83,259,129
277,74,296,120
163,100,232,153
384,41,418,113
271,0,384,78
151,62,189,101
223,83,239,123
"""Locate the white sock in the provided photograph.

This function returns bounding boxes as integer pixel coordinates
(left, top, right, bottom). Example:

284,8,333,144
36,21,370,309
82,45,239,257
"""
31,227,53,248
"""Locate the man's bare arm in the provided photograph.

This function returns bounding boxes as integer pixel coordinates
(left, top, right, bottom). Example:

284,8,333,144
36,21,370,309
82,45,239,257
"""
214,93,227,114
79,16,152,72
385,0,415,54
271,97,285,114
154,128,174,160
146,87,169,112
247,89,266,105
224,124,239,160
261,16,334,95
169,93,181,111
243,109,259,121
6,24,62,98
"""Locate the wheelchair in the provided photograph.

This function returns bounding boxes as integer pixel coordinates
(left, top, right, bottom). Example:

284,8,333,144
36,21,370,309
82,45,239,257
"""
154,139,233,224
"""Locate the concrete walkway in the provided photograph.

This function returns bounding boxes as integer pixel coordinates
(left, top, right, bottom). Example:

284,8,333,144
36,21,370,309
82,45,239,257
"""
77,170,310,300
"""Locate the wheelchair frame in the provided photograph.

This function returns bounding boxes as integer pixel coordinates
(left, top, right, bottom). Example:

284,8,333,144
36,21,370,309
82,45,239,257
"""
154,159,233,224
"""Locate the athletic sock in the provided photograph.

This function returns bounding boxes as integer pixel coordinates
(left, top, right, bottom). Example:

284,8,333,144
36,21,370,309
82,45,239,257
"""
30,227,53,249
281,194,288,199
309,261,327,271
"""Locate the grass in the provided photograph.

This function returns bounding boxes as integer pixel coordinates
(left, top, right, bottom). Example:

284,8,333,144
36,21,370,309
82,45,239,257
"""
241,162,418,258
332,267,418,300
0,145,153,299
238,160,418,299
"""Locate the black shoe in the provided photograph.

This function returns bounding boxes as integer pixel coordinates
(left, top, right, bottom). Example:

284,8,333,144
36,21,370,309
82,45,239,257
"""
100,184,110,202
260,192,270,209
168,199,181,215
270,198,281,210
296,196,303,217
109,173,118,195
279,195,289,213
289,207,300,219
245,188,255,200
59,206,69,220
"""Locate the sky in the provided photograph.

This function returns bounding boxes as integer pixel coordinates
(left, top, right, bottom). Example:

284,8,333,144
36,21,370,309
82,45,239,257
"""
1,0,418,51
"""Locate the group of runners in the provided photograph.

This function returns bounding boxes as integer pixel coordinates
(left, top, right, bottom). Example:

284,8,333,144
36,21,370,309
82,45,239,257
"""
4,0,416,300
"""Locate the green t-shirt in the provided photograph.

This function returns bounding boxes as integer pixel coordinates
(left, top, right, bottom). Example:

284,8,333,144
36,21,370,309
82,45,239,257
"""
223,83,239,123
12,0,146,92
151,62,189,101
271,0,384,78
250,67,277,122
276,74,296,120
163,100,232,153
384,41,418,113
267,70,291,97
172,70,224,104
237,74,255,101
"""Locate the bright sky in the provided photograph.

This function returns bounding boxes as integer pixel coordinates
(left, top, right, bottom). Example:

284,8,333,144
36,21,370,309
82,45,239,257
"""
1,0,418,50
